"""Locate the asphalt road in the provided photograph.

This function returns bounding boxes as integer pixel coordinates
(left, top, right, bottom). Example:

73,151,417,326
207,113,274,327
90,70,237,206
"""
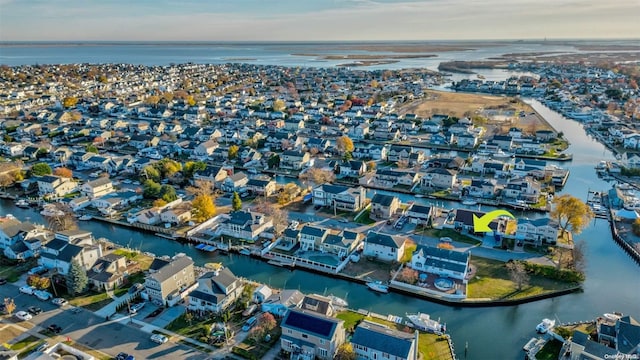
0,284,210,360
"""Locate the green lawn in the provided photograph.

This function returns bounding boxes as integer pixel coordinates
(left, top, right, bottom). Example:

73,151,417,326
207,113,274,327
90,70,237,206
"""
232,327,281,360
112,249,153,270
420,228,482,246
166,313,212,340
536,339,563,360
354,208,376,225
336,311,453,360
467,257,578,300
10,335,40,351
68,285,129,311
0,258,37,282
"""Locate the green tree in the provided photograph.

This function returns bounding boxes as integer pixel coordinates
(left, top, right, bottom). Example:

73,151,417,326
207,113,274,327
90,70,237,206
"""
31,163,52,176
66,260,88,295
550,194,594,238
160,184,178,202
232,192,242,211
85,144,98,153
183,161,206,179
142,165,161,182
268,154,280,169
335,343,356,360
192,194,216,222
228,145,239,160
143,179,162,198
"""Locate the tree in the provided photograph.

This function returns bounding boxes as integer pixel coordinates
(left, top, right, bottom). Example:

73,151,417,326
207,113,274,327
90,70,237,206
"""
85,144,98,153
273,99,286,112
184,311,194,326
268,154,280,169
153,199,167,208
258,312,277,332
299,168,335,188
192,194,216,222
550,195,594,237
142,166,161,182
248,324,266,343
186,179,214,197
44,203,77,231
271,207,289,237
31,162,52,176
232,192,242,211
396,266,419,285
335,136,355,154
66,260,88,295
53,167,73,178
366,161,377,172
27,275,51,290
3,298,16,316
228,145,239,160
335,343,356,360
506,261,530,290
160,184,177,202
183,161,206,179
572,241,587,274
62,97,78,108
143,179,162,199
0,174,13,190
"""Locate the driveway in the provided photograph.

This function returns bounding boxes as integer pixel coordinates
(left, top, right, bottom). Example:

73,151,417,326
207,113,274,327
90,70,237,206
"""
148,305,185,328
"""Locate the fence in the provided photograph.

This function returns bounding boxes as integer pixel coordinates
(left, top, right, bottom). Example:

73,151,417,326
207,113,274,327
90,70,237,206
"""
389,280,466,300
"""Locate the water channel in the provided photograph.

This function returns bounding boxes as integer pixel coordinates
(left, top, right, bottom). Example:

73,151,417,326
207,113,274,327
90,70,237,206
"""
1,103,638,360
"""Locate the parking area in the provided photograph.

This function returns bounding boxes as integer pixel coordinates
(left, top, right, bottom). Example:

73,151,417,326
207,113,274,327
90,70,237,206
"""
148,305,185,329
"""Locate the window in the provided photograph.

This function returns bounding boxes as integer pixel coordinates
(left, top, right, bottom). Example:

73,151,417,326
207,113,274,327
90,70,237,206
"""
301,334,308,339
287,329,292,334
319,339,324,345
318,348,327,358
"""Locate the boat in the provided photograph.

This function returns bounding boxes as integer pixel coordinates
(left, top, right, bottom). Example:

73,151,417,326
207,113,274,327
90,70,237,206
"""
406,313,446,333
462,199,477,206
78,215,92,221
239,247,251,256
328,295,349,308
535,318,556,334
415,194,425,198
366,281,389,293
603,313,622,322
15,199,30,208
40,204,65,217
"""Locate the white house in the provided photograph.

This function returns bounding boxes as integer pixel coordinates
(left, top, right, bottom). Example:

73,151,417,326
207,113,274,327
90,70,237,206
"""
351,321,418,360
410,246,470,282
187,268,244,314
80,177,114,199
363,231,407,262
516,217,560,246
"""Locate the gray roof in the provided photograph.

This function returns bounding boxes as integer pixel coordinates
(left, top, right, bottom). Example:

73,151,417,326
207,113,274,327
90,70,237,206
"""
366,231,405,249
281,309,341,340
201,268,238,289
149,256,194,283
415,245,469,264
351,321,415,358
189,290,225,304
300,225,327,238
57,243,83,262
371,193,397,207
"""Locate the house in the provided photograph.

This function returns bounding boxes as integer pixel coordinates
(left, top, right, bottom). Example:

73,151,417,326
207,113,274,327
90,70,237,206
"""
80,177,114,199
38,233,102,276
86,253,128,290
261,289,305,317
312,184,367,212
36,175,77,198
300,294,334,317
351,321,418,360
405,204,432,225
279,228,300,250
187,267,244,314
299,225,329,251
193,140,218,157
134,208,162,225
375,169,420,188
535,129,557,141
339,160,367,178
503,177,541,203
321,230,362,257
145,255,196,307
280,309,346,360
246,178,277,197
453,209,503,234
253,284,273,304
516,217,559,246
467,178,499,198
363,231,407,262
370,193,400,220
193,166,228,184
421,168,457,189
0,218,51,260
410,245,470,282
490,135,514,150
160,202,192,224
387,146,412,163
218,210,272,241
281,150,311,170
221,172,249,193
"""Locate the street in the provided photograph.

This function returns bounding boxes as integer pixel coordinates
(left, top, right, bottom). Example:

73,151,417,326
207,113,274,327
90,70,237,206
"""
0,283,210,360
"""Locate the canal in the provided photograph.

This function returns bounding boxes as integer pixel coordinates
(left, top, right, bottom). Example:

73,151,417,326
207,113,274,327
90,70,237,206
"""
1,101,638,360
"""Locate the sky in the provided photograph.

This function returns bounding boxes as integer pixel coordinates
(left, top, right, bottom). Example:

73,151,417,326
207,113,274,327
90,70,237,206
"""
0,0,639,41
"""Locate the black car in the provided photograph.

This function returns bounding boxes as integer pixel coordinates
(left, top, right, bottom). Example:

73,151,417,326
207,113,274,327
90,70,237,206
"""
116,352,130,360
47,324,62,333
0,278,7,285
27,306,43,315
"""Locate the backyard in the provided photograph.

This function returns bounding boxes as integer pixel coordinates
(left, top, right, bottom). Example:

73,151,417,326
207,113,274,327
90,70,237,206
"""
341,258,396,281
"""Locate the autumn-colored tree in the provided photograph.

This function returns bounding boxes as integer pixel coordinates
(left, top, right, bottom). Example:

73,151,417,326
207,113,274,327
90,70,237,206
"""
273,99,286,112
248,324,266,343
396,159,409,169
335,136,355,154
153,199,167,208
228,145,239,160
27,275,51,290
144,95,160,105
186,179,214,197
258,312,277,332
232,192,242,211
44,203,78,232
0,174,13,189
62,97,78,108
299,168,335,188
3,298,16,316
192,194,216,222
335,343,356,360
506,261,530,290
53,167,73,178
550,194,594,238
183,161,206,179
366,161,377,172
396,266,419,285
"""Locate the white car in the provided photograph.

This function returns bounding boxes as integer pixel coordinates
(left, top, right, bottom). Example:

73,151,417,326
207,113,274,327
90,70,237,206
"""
129,302,145,314
34,290,52,301
15,311,32,321
19,285,35,295
150,334,168,344
51,298,68,306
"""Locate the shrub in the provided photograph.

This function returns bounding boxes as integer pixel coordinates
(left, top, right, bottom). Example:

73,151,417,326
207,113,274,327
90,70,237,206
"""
522,262,585,283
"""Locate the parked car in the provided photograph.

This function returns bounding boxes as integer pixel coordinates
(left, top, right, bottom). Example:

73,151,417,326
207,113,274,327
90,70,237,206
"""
19,285,35,295
242,304,257,317
115,353,131,360
128,283,144,294
242,316,257,332
51,298,68,306
129,302,145,314
36,342,49,352
47,324,62,333
34,290,52,301
15,311,32,321
150,334,168,344
27,306,43,315
28,266,47,276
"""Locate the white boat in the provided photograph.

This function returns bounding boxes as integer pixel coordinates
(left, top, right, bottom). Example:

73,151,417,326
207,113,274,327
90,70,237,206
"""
366,281,389,293
15,199,30,208
415,194,425,198
78,215,92,221
239,248,251,256
328,295,349,308
536,318,555,334
462,199,477,206
406,312,446,333
40,204,65,217
603,313,622,322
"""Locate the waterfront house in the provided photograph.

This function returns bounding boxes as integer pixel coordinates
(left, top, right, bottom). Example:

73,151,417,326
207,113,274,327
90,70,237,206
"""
300,294,334,317
187,267,244,314
410,245,470,282
262,289,305,317
280,309,346,360
363,231,407,262
145,255,195,307
312,184,367,212
375,169,420,188
193,166,228,185
321,230,363,258
134,208,162,225
490,135,514,150
300,225,329,251
515,217,559,246
221,172,249,193
339,160,367,178
246,178,277,197
467,178,499,198
80,177,114,199
0,219,50,260
253,284,273,304
405,204,433,225
279,228,300,250
160,202,192,225
281,150,311,170
351,321,418,360
535,129,557,141
86,253,128,290
38,234,102,276
218,210,272,241
36,175,77,198
453,209,503,234
370,193,400,220
421,168,457,189
503,177,541,203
